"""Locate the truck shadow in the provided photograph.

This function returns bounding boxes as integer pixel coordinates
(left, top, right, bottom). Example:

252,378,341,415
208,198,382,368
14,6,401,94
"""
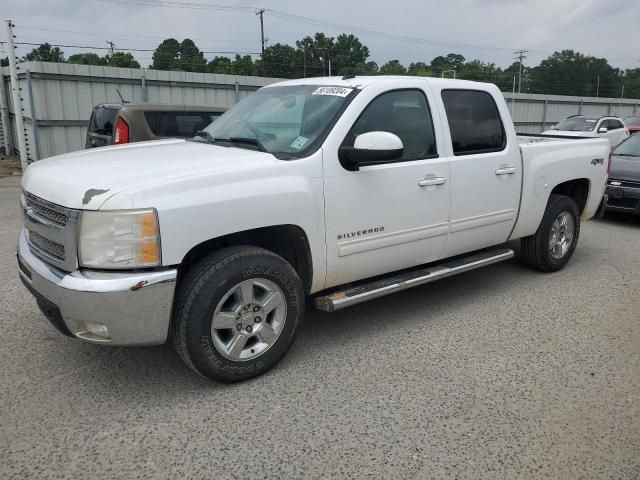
70,255,529,395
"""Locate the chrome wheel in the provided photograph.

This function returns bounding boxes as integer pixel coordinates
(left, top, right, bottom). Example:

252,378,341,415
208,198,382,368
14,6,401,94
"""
549,210,575,260
211,278,287,362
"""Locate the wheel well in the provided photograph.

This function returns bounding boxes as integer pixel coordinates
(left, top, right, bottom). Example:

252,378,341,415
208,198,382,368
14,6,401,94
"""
550,179,590,214
178,225,314,293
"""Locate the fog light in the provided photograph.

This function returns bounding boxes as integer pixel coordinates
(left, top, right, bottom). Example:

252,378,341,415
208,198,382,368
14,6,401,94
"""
85,322,110,339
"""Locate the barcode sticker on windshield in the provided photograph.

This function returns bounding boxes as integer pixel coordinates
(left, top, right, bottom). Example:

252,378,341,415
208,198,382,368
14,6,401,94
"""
312,86,353,97
291,136,309,150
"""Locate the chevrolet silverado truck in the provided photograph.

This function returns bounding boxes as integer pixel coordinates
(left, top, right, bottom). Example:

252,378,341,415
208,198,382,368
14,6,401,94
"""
17,76,610,383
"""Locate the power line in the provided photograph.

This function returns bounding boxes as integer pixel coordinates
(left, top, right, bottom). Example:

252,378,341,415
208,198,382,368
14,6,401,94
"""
14,42,259,55
97,0,538,54
19,24,259,44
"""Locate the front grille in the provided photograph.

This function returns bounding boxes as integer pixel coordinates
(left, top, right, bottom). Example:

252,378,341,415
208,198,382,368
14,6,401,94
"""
25,193,68,227
28,231,66,261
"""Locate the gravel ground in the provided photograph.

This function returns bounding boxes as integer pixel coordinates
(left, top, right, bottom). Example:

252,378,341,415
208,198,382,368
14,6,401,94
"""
1,174,639,479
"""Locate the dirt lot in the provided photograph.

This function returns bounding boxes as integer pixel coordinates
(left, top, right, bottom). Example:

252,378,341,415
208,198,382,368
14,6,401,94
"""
1,174,639,479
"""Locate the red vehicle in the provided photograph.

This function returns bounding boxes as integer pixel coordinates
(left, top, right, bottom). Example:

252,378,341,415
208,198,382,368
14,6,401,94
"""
624,115,640,135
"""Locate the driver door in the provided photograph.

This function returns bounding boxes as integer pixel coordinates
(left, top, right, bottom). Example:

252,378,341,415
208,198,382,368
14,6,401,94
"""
323,87,451,288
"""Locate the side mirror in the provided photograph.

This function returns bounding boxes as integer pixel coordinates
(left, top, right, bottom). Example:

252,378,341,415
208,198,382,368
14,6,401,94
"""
339,131,403,171
598,127,608,134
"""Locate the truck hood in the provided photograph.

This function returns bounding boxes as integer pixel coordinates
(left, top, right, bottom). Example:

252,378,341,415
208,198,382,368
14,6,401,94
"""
609,155,640,183
22,139,280,209
541,130,595,137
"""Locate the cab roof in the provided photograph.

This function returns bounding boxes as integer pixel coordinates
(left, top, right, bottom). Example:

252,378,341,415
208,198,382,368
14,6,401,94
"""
266,75,497,91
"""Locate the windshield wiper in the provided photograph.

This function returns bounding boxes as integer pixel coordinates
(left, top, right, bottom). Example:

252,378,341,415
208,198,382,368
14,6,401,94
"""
205,137,266,152
226,137,266,152
615,153,640,157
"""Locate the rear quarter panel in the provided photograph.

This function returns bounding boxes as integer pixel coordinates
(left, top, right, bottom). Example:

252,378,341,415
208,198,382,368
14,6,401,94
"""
510,137,610,240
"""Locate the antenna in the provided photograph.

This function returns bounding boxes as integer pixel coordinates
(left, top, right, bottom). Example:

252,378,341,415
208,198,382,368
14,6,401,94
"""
115,88,128,104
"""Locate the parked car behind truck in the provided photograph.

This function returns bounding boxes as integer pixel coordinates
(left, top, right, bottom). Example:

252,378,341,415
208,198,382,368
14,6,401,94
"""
18,76,610,383
542,115,629,147
86,103,226,148
603,132,640,215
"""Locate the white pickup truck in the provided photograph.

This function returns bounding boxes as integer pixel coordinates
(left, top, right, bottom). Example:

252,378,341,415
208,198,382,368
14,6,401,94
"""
17,76,610,382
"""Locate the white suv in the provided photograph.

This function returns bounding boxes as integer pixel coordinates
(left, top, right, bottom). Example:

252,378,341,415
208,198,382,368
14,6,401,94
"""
543,115,629,147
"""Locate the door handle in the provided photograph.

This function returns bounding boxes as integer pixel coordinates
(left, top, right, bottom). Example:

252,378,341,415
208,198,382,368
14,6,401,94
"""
418,177,447,187
495,166,516,175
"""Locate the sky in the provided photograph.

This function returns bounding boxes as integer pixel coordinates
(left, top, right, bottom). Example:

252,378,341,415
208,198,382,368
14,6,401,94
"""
2,0,640,71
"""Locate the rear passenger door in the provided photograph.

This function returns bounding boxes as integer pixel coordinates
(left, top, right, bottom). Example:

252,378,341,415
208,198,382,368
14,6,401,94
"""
435,89,522,258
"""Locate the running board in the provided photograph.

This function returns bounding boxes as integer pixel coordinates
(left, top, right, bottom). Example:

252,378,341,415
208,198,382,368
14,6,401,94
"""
314,248,514,312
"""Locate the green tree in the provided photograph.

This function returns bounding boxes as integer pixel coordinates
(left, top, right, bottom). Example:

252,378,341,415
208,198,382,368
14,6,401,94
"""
1,57,8,67
407,62,431,76
457,60,499,82
230,55,255,75
107,52,140,68
622,68,640,99
260,43,299,78
208,56,233,74
356,61,379,75
296,33,335,76
331,33,370,76
151,38,180,70
177,39,207,72
430,53,466,76
379,59,406,75
68,52,107,65
23,43,65,62
528,50,620,97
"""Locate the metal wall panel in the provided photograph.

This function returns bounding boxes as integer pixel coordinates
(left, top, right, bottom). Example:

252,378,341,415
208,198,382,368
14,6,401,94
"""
2,63,639,162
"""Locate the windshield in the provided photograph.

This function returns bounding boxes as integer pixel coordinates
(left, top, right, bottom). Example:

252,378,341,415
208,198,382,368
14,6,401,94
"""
624,116,640,127
201,85,355,158
613,133,640,157
553,117,598,132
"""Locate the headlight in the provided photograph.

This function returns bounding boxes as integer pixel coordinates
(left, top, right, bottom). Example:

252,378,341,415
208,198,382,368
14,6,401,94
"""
79,209,161,269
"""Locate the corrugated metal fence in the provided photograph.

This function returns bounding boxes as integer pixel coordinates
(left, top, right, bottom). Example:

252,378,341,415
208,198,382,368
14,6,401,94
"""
0,61,280,160
1,61,639,161
504,92,640,133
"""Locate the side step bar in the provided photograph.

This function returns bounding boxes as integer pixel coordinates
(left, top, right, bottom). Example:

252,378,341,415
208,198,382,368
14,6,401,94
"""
315,248,514,312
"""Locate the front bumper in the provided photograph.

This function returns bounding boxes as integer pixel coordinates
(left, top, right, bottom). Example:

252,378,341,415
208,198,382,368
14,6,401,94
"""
605,183,640,214
17,229,177,346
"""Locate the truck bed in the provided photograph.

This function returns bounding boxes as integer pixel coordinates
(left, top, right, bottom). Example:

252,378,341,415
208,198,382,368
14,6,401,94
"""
509,134,610,240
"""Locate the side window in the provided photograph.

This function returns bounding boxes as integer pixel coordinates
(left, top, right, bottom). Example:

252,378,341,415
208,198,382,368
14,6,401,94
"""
144,112,159,135
175,113,212,137
612,120,624,130
90,107,118,135
344,89,437,161
441,90,506,155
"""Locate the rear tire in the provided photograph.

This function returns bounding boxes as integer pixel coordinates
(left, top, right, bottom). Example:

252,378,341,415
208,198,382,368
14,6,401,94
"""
171,246,304,383
520,194,580,272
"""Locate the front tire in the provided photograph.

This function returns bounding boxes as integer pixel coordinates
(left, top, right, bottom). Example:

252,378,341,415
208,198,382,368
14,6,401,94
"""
171,246,304,383
520,194,580,272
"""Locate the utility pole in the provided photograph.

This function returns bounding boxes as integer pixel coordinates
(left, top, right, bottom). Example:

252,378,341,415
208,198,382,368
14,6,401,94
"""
513,49,528,94
5,19,28,171
256,9,265,77
303,48,306,78
596,76,600,97
0,43,11,156
328,57,331,76
106,40,115,65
